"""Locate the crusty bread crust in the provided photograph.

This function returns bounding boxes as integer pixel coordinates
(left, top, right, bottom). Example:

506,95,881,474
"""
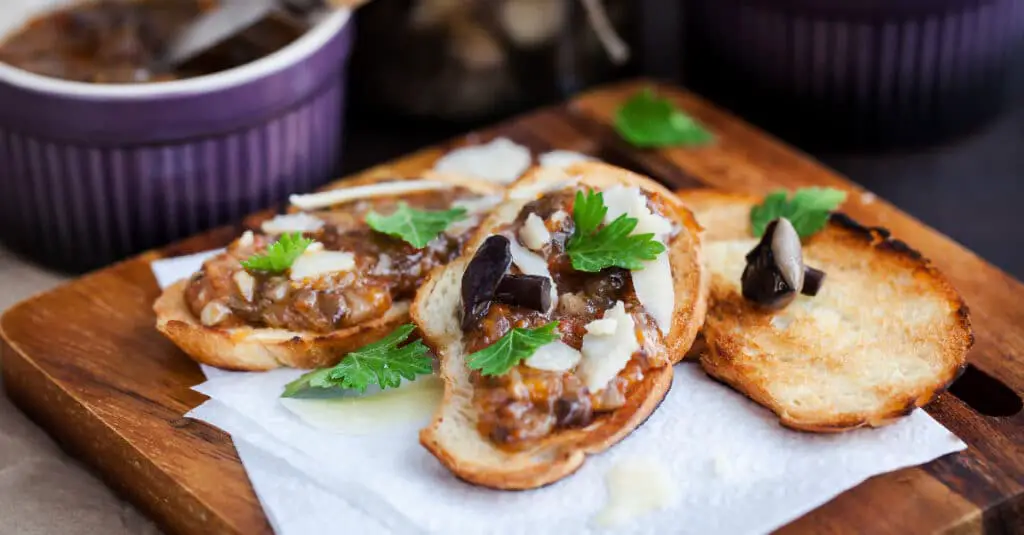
678,189,972,432
153,172,502,371
415,162,707,489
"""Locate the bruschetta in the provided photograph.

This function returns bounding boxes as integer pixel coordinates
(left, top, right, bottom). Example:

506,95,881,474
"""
413,162,707,489
678,189,972,432
154,172,502,371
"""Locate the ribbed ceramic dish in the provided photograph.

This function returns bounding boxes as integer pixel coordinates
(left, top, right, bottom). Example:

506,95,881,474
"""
684,0,1024,148
0,3,354,272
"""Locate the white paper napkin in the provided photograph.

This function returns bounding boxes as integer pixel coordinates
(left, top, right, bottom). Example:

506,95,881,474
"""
153,253,966,535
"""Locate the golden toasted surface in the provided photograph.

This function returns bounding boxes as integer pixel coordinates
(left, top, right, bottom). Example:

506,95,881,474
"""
414,162,707,489
678,189,972,432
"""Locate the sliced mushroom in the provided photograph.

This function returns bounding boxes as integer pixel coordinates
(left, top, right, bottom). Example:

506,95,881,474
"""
801,266,826,296
771,217,804,292
461,235,512,330
742,218,826,310
741,235,796,311
494,274,552,313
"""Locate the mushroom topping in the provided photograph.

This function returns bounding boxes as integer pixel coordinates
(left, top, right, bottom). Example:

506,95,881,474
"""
771,218,804,292
742,218,827,309
461,235,513,330
801,267,826,297
494,274,552,313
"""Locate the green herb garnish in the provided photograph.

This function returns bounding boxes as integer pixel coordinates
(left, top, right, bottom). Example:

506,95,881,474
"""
366,203,468,248
750,187,848,239
281,324,432,398
566,190,666,272
466,322,560,377
240,232,313,274
614,88,713,148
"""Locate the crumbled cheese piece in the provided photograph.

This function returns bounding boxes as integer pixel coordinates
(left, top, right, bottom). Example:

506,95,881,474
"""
305,241,325,254
632,252,673,335
508,235,558,309
373,254,393,275
538,150,595,169
508,235,549,276
232,271,255,302
595,457,677,528
237,230,255,248
601,186,675,334
261,213,324,234
585,317,617,336
519,213,551,251
289,180,452,210
579,302,639,392
432,138,531,184
289,250,355,281
551,210,569,224
602,186,673,239
524,341,582,372
200,301,231,327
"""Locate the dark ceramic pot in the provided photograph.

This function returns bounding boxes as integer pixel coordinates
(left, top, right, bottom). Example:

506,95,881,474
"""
0,5,354,272
684,0,1024,149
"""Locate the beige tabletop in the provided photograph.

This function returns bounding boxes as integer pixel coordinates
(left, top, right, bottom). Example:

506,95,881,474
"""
0,247,160,535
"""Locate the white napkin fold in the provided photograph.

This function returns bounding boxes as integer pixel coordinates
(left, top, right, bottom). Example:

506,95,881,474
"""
154,253,966,535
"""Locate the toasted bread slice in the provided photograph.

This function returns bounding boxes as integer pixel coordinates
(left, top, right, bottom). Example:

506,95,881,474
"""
154,172,502,371
677,189,972,432
414,162,706,489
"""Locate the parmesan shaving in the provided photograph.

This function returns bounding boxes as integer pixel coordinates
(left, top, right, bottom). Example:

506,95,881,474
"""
261,213,324,234
432,138,531,184
507,235,558,310
289,180,452,210
579,301,638,393
524,341,582,372
519,213,551,251
289,250,356,281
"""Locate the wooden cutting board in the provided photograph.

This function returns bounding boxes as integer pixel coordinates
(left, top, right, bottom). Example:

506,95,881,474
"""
2,80,1022,535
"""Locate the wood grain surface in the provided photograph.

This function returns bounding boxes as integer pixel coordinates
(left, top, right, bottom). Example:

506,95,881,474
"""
2,80,1022,535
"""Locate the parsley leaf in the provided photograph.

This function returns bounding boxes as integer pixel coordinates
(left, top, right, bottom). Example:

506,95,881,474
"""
571,189,607,236
281,324,433,398
466,322,560,376
240,232,313,274
615,88,714,148
366,203,468,248
750,187,848,239
566,190,667,272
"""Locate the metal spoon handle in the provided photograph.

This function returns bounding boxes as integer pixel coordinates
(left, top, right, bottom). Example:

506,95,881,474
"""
161,0,279,70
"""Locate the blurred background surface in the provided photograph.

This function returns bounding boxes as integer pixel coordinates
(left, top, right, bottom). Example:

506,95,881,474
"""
338,0,1024,279
0,0,1021,276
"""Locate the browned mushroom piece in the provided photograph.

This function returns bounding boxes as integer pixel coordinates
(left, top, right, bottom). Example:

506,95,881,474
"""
742,217,827,309
494,274,552,312
461,235,513,330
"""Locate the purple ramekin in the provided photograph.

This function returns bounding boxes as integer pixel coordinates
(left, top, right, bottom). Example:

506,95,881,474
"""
684,0,1024,149
0,6,354,272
